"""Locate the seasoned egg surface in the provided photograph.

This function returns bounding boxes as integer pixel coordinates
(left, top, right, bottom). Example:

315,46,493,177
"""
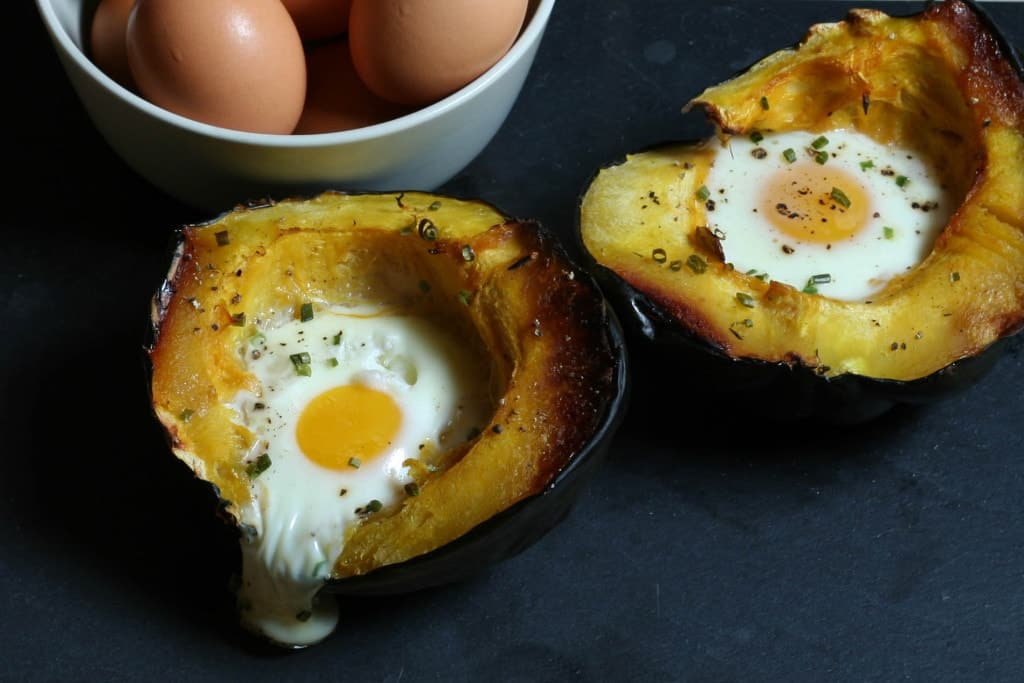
231,305,495,645
703,129,950,301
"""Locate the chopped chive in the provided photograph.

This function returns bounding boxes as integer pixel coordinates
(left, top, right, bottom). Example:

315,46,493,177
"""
744,269,768,281
811,273,832,285
814,150,829,165
696,185,711,202
229,312,246,327
830,187,851,208
736,292,756,308
290,352,312,376
331,332,342,345
802,282,818,294
246,453,272,479
461,245,475,261
652,248,667,263
783,148,797,163
760,96,770,110
418,218,438,241
860,160,875,171
348,457,361,469
458,290,473,306
669,260,683,271
951,271,960,283
215,230,230,246
404,482,420,497
742,318,754,328
811,135,829,149
428,200,442,211
749,131,764,144
250,332,266,346
300,302,314,322
366,499,383,513
883,226,895,239
312,560,328,578
686,254,708,274
895,175,909,188
179,408,194,422
327,358,339,368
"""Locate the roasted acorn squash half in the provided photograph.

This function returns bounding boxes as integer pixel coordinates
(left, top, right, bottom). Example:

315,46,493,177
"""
147,191,627,647
579,0,1024,422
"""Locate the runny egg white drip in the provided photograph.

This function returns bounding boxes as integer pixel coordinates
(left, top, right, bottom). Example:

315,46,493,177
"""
703,129,951,300
228,305,494,646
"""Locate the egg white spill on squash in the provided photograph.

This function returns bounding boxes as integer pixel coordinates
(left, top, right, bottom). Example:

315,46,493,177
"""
703,129,950,300
229,304,495,645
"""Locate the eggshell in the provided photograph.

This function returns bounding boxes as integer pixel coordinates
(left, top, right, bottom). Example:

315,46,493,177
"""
349,0,529,106
89,0,136,89
126,0,307,134
294,41,411,134
280,0,351,42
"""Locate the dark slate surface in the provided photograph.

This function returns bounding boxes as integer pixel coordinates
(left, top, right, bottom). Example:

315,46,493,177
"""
6,1,1024,680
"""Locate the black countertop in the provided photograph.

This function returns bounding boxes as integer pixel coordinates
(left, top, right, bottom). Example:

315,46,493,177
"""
7,1,1024,680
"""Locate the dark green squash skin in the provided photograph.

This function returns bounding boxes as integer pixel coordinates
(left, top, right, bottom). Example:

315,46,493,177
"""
574,0,1024,424
583,258,1005,424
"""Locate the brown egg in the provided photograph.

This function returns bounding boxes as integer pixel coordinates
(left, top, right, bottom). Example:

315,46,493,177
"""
294,41,411,134
349,0,529,106
280,0,351,42
89,0,136,89
126,0,307,134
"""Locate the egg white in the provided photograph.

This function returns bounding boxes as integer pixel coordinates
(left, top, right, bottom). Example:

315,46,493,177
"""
229,305,494,645
703,129,951,300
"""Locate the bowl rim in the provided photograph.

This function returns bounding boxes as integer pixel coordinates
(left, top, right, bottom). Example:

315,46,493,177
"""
35,0,555,146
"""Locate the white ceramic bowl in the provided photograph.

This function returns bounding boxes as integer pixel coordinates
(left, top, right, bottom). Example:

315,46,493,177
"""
35,0,554,212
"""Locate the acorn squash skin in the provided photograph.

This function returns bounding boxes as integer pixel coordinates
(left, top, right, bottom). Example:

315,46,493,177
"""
578,0,1024,422
147,191,628,597
590,261,1007,424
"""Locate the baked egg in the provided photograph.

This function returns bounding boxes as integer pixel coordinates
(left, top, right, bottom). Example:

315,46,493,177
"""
231,304,495,644
702,128,950,300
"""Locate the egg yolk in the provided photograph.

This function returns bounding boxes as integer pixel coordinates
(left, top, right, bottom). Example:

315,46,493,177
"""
759,163,870,244
296,384,401,470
